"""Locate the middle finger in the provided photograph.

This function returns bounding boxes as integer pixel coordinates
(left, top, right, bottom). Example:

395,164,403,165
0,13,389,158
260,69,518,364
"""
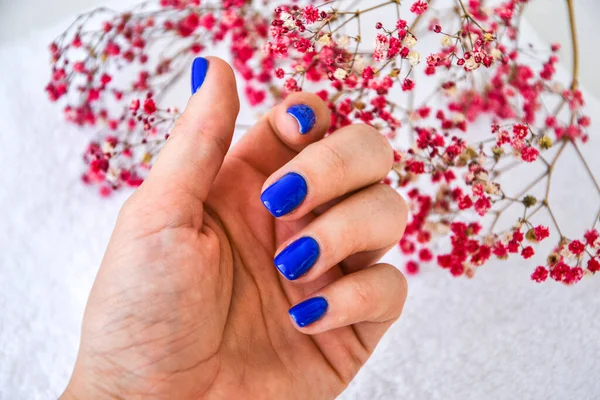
259,123,393,219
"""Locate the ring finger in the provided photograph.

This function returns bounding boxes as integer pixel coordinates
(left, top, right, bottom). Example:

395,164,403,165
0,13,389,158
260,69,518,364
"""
273,183,407,282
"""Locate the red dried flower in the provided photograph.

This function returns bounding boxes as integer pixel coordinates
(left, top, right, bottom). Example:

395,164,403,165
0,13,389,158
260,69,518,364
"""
531,266,548,282
406,260,420,275
402,78,415,92
130,99,140,112
474,196,491,216
419,248,433,262
533,225,550,241
521,147,539,162
143,98,157,114
588,258,600,273
302,6,320,24
521,246,534,259
568,240,585,255
565,267,583,284
584,230,599,246
44,0,597,285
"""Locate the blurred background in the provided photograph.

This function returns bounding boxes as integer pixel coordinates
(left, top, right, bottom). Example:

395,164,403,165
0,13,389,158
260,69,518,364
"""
1,1,599,399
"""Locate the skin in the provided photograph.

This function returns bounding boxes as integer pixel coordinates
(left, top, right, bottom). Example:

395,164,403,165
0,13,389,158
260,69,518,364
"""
62,58,408,400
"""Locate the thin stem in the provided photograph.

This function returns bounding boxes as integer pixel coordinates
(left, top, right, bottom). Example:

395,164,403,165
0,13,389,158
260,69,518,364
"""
496,171,547,214
566,0,579,90
571,141,600,194
456,0,486,32
547,205,564,238
490,160,521,178
544,140,568,202
593,207,600,229
360,1,396,14
525,202,544,221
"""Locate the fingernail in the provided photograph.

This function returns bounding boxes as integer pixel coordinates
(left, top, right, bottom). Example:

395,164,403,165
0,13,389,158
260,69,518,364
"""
289,297,328,328
260,172,307,217
286,104,316,134
274,237,320,280
191,57,209,94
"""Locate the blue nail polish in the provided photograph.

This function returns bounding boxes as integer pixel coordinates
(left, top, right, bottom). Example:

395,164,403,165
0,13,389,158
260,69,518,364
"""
287,104,316,134
191,57,209,94
260,172,307,217
275,237,320,280
289,297,328,327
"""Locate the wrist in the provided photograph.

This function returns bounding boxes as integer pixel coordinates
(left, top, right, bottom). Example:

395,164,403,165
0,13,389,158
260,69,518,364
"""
59,386,80,400
60,377,102,400
60,363,117,400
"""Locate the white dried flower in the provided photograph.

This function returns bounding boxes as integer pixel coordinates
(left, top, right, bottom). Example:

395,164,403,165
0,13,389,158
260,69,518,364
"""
338,35,351,48
407,51,421,66
491,48,503,60
402,33,417,48
500,232,512,244
317,34,331,46
106,168,120,184
101,140,115,154
560,247,577,260
465,57,480,71
453,113,466,123
485,182,500,195
409,111,421,123
333,68,348,80
352,55,367,74
280,12,296,29
441,36,453,47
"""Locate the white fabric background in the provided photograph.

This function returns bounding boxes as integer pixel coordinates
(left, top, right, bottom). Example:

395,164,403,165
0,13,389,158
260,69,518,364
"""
1,3,600,400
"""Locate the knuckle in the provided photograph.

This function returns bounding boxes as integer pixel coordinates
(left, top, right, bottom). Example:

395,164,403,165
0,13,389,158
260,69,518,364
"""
319,141,349,183
357,124,394,168
378,185,409,239
173,110,193,134
118,192,141,220
350,276,376,310
199,126,229,160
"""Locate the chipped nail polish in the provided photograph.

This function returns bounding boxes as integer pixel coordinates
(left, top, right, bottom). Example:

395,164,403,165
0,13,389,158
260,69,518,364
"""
286,104,316,134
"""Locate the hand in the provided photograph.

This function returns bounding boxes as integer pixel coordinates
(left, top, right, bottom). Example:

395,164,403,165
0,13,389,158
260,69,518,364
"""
62,57,408,400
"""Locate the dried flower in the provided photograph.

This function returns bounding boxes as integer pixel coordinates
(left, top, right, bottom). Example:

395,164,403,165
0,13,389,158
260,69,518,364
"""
46,0,597,285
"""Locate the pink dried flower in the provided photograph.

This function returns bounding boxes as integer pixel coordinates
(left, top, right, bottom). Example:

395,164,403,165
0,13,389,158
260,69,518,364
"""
410,1,428,15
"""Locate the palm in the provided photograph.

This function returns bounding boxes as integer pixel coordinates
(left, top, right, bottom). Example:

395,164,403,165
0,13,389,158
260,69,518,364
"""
67,59,407,400
80,136,365,400
202,157,364,399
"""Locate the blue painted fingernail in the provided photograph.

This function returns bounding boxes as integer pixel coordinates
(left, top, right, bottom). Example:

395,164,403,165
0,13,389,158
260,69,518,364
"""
289,297,328,327
286,104,316,134
275,237,320,280
191,57,209,94
260,172,307,217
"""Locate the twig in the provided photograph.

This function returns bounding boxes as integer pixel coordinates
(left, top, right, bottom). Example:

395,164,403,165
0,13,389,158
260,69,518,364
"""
566,0,579,90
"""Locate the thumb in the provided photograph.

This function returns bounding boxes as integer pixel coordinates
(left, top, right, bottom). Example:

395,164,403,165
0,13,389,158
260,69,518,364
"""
143,56,240,202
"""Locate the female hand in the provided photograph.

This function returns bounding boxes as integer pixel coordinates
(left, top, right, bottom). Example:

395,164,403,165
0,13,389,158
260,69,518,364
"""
62,57,408,400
